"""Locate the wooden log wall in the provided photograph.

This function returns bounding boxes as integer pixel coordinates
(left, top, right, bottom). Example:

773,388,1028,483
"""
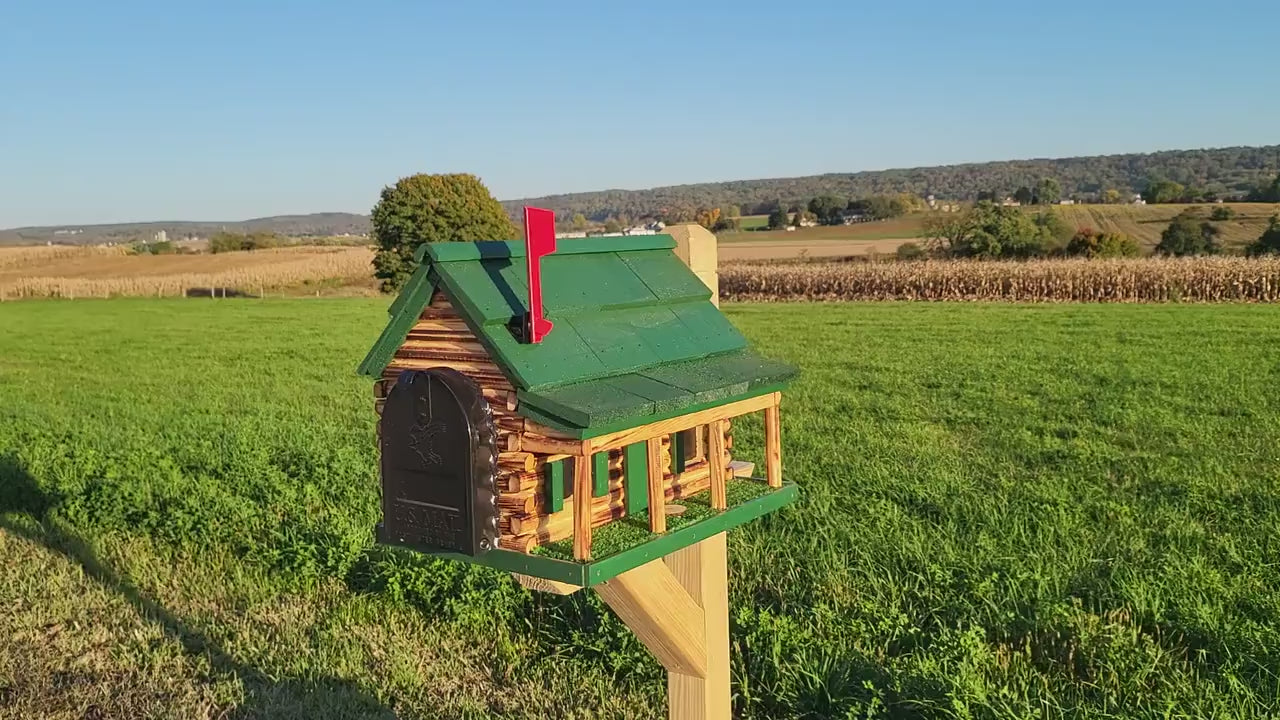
373,291,738,554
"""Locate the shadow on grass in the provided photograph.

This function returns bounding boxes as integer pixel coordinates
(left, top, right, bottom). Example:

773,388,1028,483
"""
0,453,397,720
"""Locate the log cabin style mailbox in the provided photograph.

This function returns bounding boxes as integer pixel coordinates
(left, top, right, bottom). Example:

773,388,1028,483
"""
359,210,798,720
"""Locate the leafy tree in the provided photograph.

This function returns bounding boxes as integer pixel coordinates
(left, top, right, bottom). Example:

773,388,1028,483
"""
807,196,846,225
923,201,1049,259
976,190,999,202
1033,210,1075,252
847,195,908,221
895,241,927,261
894,193,924,213
1103,188,1122,204
1246,216,1280,257
792,210,813,227
1249,174,1280,202
661,204,696,224
766,207,789,230
1014,186,1033,205
1209,206,1235,221
571,213,588,231
209,231,282,253
1155,210,1222,256
696,207,722,230
711,216,738,233
1143,180,1186,204
371,173,516,292
724,204,741,218
1064,229,1141,258
1034,178,1061,205
602,218,623,233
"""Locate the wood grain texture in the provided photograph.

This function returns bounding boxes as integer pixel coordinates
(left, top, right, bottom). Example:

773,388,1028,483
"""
595,560,707,678
520,434,585,456
707,419,728,511
665,533,730,720
764,395,782,488
512,573,582,595
583,392,779,455
497,452,536,473
573,454,592,561
647,436,667,533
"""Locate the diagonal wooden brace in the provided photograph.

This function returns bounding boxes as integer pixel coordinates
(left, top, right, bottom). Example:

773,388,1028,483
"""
595,558,708,678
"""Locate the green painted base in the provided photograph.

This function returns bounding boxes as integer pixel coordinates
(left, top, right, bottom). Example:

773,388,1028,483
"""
401,480,798,587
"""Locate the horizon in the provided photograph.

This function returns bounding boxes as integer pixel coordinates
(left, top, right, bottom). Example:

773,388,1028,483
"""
5,140,1274,229
3,0,1278,228
3,141,1276,231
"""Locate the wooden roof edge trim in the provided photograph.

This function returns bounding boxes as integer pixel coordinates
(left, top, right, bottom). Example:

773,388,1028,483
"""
356,269,438,378
421,235,676,263
516,383,791,443
386,261,431,318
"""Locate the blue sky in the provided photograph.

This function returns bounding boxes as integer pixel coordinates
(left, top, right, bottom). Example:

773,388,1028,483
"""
1,0,1276,228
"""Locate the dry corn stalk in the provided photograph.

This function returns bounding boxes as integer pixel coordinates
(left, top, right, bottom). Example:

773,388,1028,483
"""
720,257,1280,303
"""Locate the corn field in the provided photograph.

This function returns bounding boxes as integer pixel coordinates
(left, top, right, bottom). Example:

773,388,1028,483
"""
0,244,130,271
721,257,1280,303
0,246,376,300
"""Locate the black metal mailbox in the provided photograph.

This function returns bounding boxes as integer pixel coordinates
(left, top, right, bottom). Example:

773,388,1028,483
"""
376,367,499,555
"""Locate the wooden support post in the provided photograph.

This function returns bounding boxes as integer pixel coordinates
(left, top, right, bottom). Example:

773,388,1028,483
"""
647,436,666,533
573,456,592,561
708,419,727,511
595,559,707,678
764,395,782,489
665,533,730,720
512,573,582,595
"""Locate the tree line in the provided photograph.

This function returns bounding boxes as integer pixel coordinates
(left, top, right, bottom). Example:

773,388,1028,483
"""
502,146,1280,222
915,203,1280,261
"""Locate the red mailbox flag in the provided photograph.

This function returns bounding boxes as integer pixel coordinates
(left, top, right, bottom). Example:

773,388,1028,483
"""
523,206,556,344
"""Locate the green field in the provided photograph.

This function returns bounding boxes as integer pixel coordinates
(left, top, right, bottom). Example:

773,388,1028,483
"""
2,299,1279,718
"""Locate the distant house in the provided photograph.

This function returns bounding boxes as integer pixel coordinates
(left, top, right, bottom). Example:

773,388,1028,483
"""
1058,199,1075,206
839,212,868,225
798,218,818,228
1130,194,1147,205
555,231,588,240
582,221,666,239
785,226,797,232
1001,197,1021,207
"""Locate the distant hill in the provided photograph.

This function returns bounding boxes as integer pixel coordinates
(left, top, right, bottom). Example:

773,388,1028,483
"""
0,213,371,246
502,145,1280,221
7,145,1280,245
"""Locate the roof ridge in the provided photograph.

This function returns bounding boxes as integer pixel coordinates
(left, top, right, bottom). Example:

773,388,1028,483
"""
416,235,676,263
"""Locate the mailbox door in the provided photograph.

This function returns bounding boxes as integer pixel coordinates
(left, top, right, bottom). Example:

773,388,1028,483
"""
379,368,498,555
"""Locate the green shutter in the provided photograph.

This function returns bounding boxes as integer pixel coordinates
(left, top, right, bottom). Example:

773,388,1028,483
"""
546,459,566,513
592,452,609,497
623,443,649,514
671,432,687,474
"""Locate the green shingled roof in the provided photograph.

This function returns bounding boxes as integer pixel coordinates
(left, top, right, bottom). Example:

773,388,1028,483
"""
358,235,796,438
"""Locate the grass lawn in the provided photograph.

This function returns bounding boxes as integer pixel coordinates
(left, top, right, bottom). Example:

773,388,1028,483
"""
1,299,1278,718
